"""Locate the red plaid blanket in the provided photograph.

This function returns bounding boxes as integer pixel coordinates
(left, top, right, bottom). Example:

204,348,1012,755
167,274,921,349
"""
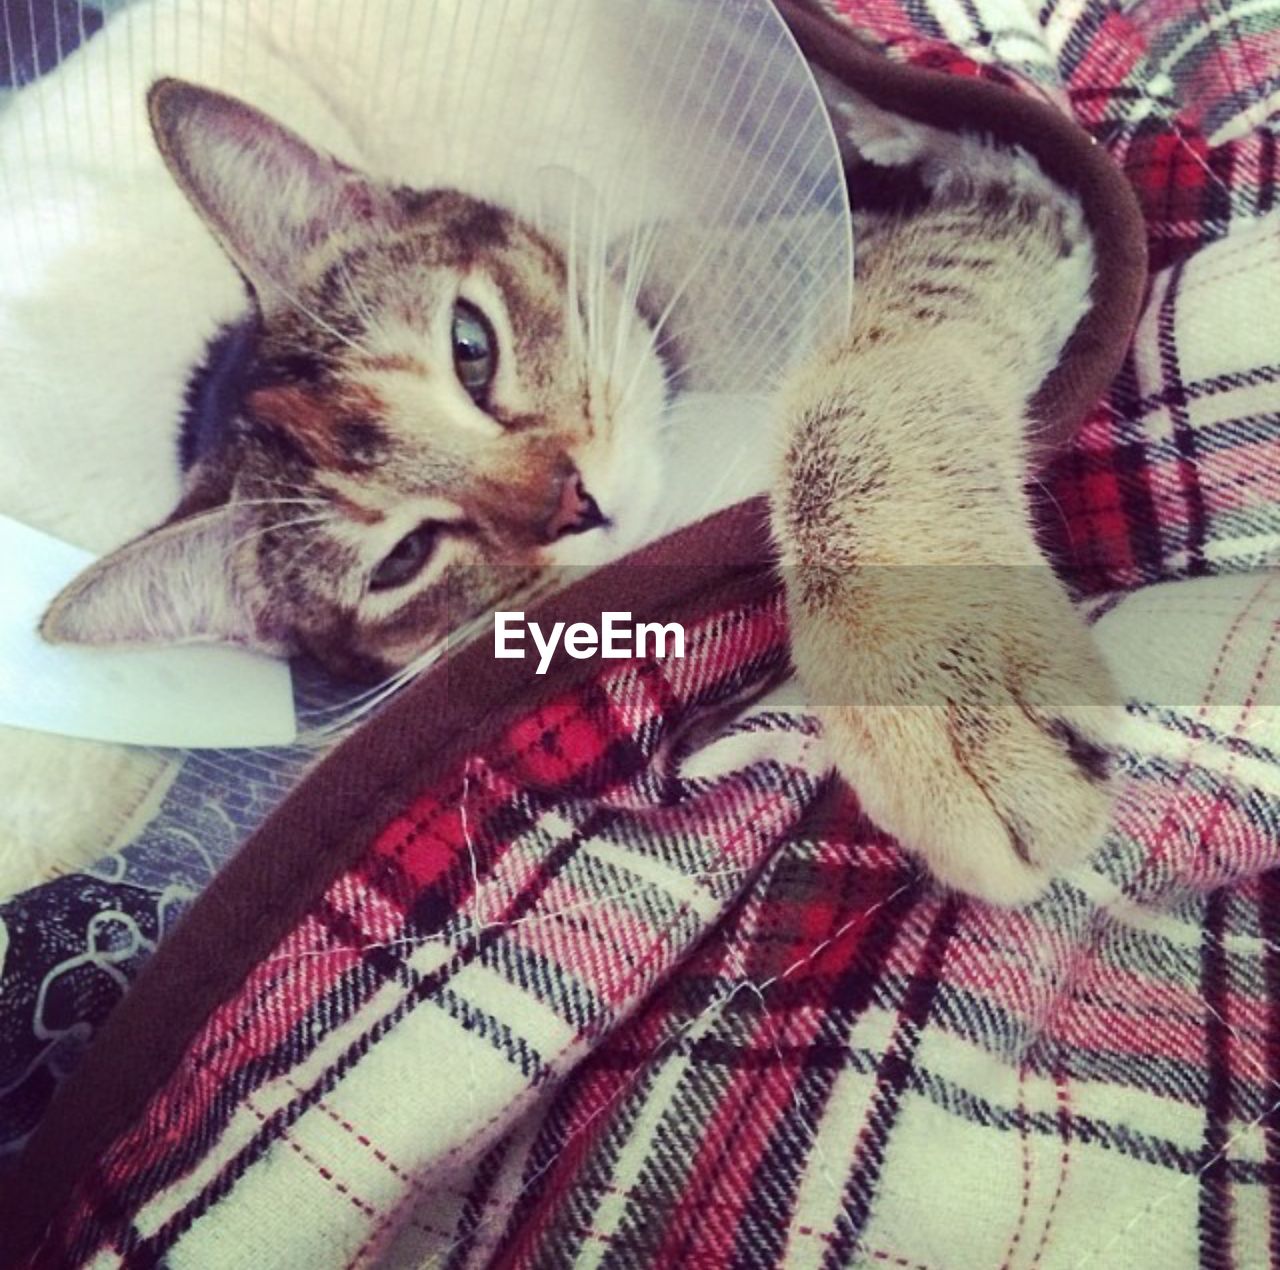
5,0,1280,1264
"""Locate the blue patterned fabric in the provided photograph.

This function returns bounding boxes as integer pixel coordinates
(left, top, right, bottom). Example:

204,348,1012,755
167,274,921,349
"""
0,665,350,1159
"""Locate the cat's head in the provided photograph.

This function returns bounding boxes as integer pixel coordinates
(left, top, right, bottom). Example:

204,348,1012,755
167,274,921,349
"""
41,78,667,681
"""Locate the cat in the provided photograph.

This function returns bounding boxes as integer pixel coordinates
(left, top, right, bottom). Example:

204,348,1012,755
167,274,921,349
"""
0,1,1116,906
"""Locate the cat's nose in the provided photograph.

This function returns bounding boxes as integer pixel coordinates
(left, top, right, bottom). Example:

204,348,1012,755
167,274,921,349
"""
545,473,609,540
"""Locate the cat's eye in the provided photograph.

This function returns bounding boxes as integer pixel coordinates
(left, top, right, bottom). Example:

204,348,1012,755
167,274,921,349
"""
452,299,497,403
369,523,439,591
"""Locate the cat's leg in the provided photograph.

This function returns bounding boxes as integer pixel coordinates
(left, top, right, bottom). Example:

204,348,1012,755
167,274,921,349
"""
774,327,1118,906
829,78,1097,408
771,91,1118,904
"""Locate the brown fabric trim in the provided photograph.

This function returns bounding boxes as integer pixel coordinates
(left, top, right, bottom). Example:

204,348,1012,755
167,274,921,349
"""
0,498,776,1264
775,0,1149,464
1,21,1149,1260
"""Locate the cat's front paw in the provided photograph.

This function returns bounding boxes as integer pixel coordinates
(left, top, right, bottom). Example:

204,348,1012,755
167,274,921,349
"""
791,576,1119,906
826,700,1116,906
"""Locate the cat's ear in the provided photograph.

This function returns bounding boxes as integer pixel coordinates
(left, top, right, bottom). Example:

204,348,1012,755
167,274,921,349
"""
147,77,395,304
40,507,276,653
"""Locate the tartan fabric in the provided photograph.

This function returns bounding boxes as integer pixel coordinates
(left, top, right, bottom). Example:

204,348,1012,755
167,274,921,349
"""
25,571,1280,1269
406,574,1280,1270
22,594,833,1267
14,0,1280,1266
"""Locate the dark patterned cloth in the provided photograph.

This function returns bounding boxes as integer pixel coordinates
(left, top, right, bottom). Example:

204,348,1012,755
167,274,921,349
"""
0,877,158,1152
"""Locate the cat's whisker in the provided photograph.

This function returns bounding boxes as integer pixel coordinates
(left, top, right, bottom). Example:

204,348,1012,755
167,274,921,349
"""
223,513,338,555
307,607,495,738
561,194,589,368
258,269,378,360
306,567,559,739
697,443,758,515
577,213,601,374
578,195,618,379
605,222,664,387
593,235,670,414
1026,472,1074,544
615,322,672,419
309,661,429,735
229,496,331,511
333,258,373,328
